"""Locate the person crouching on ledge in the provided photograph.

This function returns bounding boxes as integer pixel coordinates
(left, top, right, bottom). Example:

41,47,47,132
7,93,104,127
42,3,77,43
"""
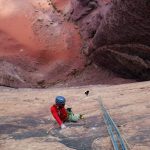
50,96,84,129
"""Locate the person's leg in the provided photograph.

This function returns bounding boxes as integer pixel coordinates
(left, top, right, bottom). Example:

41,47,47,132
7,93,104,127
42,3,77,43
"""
68,111,80,122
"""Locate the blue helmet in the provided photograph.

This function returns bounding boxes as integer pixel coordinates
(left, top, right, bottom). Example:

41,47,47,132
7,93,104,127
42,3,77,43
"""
55,96,66,105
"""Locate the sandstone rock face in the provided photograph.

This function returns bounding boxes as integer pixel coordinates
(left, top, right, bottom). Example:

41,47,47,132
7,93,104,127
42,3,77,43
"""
0,0,84,88
92,137,112,150
0,0,149,88
71,0,150,80
0,81,150,149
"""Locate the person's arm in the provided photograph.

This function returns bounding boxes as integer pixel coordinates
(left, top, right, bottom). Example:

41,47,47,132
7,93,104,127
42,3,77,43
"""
51,106,62,126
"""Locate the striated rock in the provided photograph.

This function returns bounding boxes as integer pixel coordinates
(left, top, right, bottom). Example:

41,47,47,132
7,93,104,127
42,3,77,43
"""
90,44,150,80
71,0,150,80
0,0,150,88
0,60,25,88
92,0,150,48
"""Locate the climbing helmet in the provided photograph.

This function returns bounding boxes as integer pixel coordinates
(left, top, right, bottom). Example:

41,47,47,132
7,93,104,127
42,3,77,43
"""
55,96,66,105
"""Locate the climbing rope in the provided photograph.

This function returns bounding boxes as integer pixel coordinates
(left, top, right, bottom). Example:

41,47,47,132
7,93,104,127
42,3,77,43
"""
99,98,128,150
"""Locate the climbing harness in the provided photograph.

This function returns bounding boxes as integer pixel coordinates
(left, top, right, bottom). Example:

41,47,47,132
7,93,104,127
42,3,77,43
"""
99,98,128,150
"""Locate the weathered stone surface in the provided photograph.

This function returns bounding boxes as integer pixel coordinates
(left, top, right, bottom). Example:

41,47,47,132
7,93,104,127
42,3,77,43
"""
90,44,150,80
0,81,150,149
60,126,86,136
92,0,150,47
0,0,150,88
71,0,150,80
0,0,84,88
92,137,112,150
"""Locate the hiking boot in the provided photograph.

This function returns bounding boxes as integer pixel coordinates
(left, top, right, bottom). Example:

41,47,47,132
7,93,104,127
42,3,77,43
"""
80,114,84,119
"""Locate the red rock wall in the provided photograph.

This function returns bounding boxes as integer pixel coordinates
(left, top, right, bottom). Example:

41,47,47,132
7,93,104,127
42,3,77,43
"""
71,0,150,80
0,0,149,88
0,0,84,88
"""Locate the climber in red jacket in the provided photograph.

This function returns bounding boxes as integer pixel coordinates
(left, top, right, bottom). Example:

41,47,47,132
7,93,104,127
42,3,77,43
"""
50,96,83,129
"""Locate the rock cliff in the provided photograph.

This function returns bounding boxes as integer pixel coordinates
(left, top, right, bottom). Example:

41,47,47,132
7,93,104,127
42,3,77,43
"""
71,0,150,80
0,0,149,88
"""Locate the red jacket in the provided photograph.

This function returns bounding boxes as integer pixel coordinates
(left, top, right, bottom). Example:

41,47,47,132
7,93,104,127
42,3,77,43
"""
50,104,68,126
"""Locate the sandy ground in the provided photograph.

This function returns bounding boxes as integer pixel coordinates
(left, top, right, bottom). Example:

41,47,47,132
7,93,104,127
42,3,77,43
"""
0,81,149,149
